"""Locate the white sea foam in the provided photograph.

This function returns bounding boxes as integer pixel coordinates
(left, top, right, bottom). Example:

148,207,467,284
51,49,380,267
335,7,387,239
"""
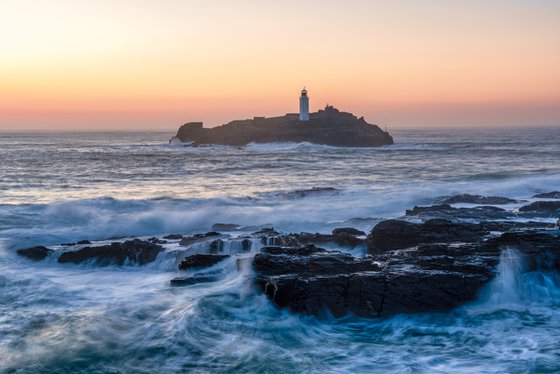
2,129,560,373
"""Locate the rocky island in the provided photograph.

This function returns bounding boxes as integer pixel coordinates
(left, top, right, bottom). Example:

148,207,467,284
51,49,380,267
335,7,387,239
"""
170,89,394,147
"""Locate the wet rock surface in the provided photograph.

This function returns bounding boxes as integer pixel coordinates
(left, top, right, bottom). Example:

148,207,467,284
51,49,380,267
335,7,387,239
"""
276,187,338,199
436,194,518,205
366,219,489,253
406,204,512,220
332,227,366,247
170,275,219,287
253,228,560,317
533,191,560,199
14,192,560,319
518,201,560,217
178,254,230,270
179,232,223,246
17,246,53,261
58,239,164,266
211,223,241,232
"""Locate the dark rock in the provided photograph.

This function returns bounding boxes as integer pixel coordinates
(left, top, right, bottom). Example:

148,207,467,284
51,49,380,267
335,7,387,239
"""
241,239,252,252
253,247,489,317
406,204,511,220
436,194,517,205
253,249,380,277
533,191,560,199
261,244,326,256
277,187,338,199
178,254,230,270
252,227,279,236
479,221,551,232
76,240,92,245
209,239,224,254
253,229,560,318
292,232,333,245
518,201,560,217
211,223,241,232
163,234,183,240
58,239,163,266
484,231,560,270
170,275,218,287
148,237,168,244
367,219,489,253
332,227,367,247
179,232,222,246
366,220,420,252
171,106,394,147
60,242,76,246
17,246,53,261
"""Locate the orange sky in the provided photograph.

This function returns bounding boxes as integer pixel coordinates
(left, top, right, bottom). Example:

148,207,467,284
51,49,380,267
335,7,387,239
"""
1,0,559,131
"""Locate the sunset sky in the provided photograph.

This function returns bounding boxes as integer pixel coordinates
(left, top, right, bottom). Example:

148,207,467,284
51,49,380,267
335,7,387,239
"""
1,0,559,131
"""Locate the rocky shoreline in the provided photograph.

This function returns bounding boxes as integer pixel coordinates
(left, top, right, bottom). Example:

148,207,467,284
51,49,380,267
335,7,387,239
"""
17,191,560,318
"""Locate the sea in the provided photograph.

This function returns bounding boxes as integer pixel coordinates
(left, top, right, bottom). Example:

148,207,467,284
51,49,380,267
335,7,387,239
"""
0,127,559,373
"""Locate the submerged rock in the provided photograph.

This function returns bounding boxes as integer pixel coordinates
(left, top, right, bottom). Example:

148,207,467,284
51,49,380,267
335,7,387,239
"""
533,191,560,199
406,204,511,220
170,275,218,287
518,201,560,217
58,239,163,266
436,194,517,205
211,223,241,232
178,254,230,270
179,232,223,246
163,234,183,240
17,246,53,261
276,187,338,199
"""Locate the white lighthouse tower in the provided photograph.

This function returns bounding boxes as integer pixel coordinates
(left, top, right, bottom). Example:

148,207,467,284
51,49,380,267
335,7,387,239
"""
299,87,309,121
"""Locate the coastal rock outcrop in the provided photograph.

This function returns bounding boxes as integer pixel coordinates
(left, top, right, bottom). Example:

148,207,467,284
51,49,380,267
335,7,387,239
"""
171,106,393,147
178,254,230,270
436,194,518,205
533,191,560,199
58,239,163,266
253,228,560,317
518,201,560,217
366,219,489,253
17,246,53,261
405,204,512,220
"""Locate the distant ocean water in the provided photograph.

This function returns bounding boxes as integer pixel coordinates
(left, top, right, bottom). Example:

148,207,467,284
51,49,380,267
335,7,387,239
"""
1,127,559,373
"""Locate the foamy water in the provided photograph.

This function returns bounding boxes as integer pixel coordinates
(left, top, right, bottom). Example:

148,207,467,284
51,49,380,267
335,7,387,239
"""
1,128,559,372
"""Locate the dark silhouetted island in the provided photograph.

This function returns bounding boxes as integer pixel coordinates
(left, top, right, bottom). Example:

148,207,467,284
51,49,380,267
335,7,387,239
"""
170,105,394,147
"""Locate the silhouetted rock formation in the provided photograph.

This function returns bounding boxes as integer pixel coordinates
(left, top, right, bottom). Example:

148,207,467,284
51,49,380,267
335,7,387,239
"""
171,106,394,147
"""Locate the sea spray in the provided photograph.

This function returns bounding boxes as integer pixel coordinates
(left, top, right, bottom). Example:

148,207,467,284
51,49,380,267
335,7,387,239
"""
2,130,560,373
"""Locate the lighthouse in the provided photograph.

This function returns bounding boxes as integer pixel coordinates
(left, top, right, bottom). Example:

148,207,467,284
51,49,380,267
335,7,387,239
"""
299,87,309,121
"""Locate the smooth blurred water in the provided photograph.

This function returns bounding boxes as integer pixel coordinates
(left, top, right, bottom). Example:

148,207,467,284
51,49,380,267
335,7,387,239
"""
0,127,559,373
